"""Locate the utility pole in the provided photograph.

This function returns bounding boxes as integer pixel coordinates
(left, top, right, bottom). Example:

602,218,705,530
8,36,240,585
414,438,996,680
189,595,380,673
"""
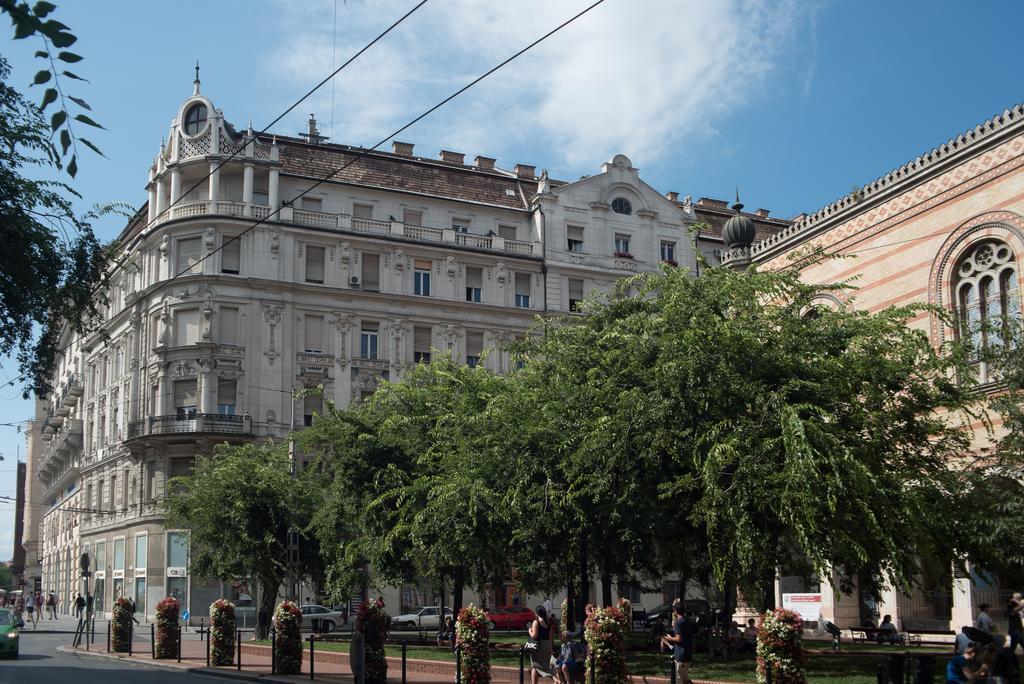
286,388,298,603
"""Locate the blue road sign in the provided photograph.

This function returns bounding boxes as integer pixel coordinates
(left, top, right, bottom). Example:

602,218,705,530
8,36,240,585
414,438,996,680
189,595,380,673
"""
182,609,190,622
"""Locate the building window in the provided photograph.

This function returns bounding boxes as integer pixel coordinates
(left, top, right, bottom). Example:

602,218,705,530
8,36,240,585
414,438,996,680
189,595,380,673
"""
568,278,584,312
498,225,517,241
305,246,325,284
453,218,471,233
466,332,483,368
221,236,240,274
403,209,422,226
217,379,237,415
135,534,148,571
113,538,125,572
567,225,584,253
361,253,380,290
174,309,200,346
173,380,197,420
414,326,432,363
614,234,632,257
353,203,373,220
515,273,531,308
183,103,207,135
218,307,239,346
360,324,379,359
303,394,321,427
955,240,1020,365
618,581,641,603
660,241,676,264
611,197,632,215
176,237,202,275
466,266,483,302
304,315,324,353
301,197,322,212
414,259,432,296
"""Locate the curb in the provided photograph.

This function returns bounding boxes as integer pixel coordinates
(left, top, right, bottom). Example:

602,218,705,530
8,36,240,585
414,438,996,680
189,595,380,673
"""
57,645,296,683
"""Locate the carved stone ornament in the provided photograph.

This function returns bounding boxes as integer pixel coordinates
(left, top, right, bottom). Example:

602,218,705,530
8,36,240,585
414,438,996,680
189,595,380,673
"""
269,230,280,254
446,255,456,277
263,304,282,366
172,361,196,378
394,248,405,270
266,410,276,424
495,261,507,283
159,234,170,259
204,227,215,248
157,300,171,347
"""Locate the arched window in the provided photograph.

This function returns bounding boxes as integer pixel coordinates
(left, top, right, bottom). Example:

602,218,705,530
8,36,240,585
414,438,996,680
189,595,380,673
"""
611,197,632,215
954,240,1019,361
183,103,208,135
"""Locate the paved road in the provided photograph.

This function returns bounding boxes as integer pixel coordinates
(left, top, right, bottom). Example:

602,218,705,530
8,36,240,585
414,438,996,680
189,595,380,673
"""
0,632,203,684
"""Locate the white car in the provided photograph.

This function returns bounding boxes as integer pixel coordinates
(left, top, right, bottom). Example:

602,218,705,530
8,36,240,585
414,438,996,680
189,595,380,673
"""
390,606,453,630
300,604,346,632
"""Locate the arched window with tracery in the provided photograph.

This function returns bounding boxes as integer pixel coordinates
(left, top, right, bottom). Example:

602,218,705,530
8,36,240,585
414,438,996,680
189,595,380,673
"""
954,240,1020,372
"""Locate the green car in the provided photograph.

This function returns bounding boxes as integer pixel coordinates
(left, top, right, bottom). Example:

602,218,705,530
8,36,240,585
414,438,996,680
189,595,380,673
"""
0,608,22,658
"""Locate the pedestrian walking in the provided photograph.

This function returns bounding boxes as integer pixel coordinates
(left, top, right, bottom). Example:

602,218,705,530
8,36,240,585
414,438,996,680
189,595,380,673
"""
662,599,697,684
976,603,995,636
45,591,56,619
528,605,554,684
1008,599,1022,654
129,597,140,625
75,592,86,620
24,591,36,628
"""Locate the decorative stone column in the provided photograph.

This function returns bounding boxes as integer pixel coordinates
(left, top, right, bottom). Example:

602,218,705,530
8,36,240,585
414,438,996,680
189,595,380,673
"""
951,568,974,632
169,169,181,206
208,162,220,212
242,163,254,215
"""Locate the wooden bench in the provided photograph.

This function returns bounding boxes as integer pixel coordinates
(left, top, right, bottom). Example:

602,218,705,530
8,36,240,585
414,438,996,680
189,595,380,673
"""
900,619,956,648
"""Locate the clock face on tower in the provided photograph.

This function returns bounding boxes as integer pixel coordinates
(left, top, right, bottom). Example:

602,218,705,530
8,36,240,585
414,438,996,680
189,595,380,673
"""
183,103,208,135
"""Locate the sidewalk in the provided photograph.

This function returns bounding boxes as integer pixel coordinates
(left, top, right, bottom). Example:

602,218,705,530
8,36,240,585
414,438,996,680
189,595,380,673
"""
58,636,739,684
17,611,94,634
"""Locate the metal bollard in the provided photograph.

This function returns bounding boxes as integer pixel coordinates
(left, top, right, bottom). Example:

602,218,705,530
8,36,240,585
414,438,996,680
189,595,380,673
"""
271,627,277,675
199,617,205,641
519,646,525,684
589,654,595,684
177,626,182,663
403,640,408,684
106,620,111,653
151,623,156,658
670,656,677,684
309,635,315,680
205,627,210,667
456,646,462,684
766,660,773,684
237,630,242,671
877,662,886,684
129,621,133,657
358,635,366,684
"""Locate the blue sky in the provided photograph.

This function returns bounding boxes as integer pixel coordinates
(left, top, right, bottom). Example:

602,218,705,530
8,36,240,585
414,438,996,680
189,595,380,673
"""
2,0,1023,558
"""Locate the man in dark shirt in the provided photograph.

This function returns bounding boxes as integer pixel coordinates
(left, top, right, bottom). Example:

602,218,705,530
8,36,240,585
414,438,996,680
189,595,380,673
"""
661,600,697,684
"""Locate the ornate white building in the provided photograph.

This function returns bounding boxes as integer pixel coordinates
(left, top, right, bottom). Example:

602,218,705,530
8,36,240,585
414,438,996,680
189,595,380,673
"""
23,81,788,618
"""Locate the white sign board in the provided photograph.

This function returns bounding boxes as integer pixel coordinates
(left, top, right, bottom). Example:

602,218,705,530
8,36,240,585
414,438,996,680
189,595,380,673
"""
782,593,822,622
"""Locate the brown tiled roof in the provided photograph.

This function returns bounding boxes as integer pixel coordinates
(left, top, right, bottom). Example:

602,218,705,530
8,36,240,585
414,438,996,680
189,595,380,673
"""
269,135,537,211
690,202,790,243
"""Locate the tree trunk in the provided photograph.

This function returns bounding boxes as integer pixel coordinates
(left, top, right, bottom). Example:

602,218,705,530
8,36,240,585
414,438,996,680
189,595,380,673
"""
260,574,282,641
600,539,613,607
452,566,465,617
721,574,737,629
577,538,589,627
438,573,446,628
566,583,576,633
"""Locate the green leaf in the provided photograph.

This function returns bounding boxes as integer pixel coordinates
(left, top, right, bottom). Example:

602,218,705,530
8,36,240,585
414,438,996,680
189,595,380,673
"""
59,128,71,156
79,137,105,158
56,51,82,63
32,69,51,85
49,110,66,133
50,31,75,48
33,1,57,17
73,113,104,130
34,50,48,59
68,95,91,111
67,154,77,178
12,18,35,40
62,70,89,83
39,87,57,109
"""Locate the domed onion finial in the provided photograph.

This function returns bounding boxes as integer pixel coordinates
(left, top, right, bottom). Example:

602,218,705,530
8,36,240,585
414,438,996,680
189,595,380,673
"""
193,61,201,96
722,186,756,249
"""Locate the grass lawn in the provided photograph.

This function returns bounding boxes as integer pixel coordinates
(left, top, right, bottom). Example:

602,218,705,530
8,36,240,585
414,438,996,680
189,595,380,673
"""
261,638,951,683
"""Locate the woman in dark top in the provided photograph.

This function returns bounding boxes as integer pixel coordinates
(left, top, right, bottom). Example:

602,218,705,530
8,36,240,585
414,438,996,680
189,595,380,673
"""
1008,600,1023,653
529,605,554,683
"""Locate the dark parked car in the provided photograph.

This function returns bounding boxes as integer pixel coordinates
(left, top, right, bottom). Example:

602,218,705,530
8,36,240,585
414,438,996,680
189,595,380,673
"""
644,599,713,628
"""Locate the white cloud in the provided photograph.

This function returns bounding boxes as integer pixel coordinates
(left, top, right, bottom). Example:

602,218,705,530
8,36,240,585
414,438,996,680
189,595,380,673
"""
265,0,805,174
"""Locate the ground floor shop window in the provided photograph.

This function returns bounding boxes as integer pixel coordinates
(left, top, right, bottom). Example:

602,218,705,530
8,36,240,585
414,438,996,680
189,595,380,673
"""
113,578,123,602
167,577,187,606
134,578,146,616
93,578,105,614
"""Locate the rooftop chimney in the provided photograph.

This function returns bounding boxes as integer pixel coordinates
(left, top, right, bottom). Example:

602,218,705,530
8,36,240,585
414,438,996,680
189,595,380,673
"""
697,197,729,209
439,150,465,165
514,163,536,179
474,155,496,171
392,141,414,156
755,208,771,218
665,191,679,202
299,114,329,144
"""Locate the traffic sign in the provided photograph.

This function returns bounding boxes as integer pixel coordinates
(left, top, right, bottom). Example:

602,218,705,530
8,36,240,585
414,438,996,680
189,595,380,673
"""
182,609,190,622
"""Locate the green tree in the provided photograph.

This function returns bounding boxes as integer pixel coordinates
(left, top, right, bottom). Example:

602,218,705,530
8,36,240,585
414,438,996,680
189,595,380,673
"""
0,2,114,398
519,256,993,620
165,443,316,636
299,356,516,615
0,563,13,591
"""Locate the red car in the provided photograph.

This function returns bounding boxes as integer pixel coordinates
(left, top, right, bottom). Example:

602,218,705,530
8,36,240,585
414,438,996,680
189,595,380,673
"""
486,605,537,631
